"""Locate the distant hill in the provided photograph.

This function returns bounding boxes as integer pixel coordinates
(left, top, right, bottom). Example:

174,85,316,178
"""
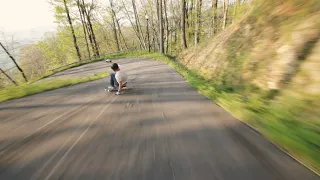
0,26,56,70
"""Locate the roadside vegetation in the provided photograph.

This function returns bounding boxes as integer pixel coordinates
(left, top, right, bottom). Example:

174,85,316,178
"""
0,72,108,102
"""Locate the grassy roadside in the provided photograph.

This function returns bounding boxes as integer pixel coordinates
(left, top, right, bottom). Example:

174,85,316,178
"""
0,72,109,103
124,51,319,174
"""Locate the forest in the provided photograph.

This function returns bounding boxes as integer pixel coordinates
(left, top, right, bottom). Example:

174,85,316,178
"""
0,0,244,87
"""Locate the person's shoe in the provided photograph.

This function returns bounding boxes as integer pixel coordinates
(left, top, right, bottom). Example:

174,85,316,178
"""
106,86,115,92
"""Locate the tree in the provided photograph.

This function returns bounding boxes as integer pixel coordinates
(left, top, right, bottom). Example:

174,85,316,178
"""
63,0,82,61
37,31,70,68
116,20,129,51
76,0,91,58
158,0,164,53
109,0,120,51
110,0,128,51
187,0,195,40
132,0,146,50
222,0,229,29
168,0,180,53
211,0,218,35
233,0,241,22
181,0,187,49
80,0,100,57
194,0,202,45
121,0,146,49
0,41,28,82
0,68,17,86
163,0,169,53
20,44,47,79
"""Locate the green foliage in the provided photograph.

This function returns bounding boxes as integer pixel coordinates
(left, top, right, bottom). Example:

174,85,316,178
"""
262,89,280,99
55,5,66,23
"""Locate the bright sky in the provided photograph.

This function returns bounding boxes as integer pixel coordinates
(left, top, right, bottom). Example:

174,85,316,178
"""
0,0,56,33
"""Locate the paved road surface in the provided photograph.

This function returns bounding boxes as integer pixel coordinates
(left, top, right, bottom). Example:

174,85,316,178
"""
0,58,318,180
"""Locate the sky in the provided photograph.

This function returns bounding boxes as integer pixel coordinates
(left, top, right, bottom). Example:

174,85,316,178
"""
0,0,108,41
0,0,58,68
0,0,107,68
0,0,57,34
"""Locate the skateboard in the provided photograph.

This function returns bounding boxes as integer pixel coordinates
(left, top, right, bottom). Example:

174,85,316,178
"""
105,86,129,92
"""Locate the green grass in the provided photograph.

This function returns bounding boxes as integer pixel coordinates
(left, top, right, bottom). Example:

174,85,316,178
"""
119,51,320,174
0,72,109,102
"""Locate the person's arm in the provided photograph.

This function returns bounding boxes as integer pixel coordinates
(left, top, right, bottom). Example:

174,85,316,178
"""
118,80,123,93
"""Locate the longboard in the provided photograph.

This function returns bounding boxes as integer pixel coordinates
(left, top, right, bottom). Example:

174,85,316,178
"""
105,86,130,92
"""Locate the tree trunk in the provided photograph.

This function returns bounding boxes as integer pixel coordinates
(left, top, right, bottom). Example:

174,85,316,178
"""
159,0,164,53
211,0,218,35
111,1,128,50
151,23,159,50
0,68,17,85
194,0,202,45
164,0,169,54
77,0,90,59
111,14,120,51
109,0,120,51
132,0,146,49
156,0,160,22
146,0,160,51
181,0,187,49
87,13,99,56
146,19,151,52
195,0,199,45
233,0,241,21
83,11,95,56
63,0,82,61
188,0,194,39
152,36,156,51
156,0,160,51
233,1,236,19
0,42,28,82
121,0,145,49
116,18,129,51
81,0,99,57
80,0,95,56
222,0,229,29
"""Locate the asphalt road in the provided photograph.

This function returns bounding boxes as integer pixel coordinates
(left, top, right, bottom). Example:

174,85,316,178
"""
0,58,318,180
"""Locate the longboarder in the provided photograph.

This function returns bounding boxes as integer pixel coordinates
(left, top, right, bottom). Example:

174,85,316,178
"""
105,63,128,95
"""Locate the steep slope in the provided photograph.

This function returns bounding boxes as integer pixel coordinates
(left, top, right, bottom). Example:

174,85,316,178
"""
178,0,320,173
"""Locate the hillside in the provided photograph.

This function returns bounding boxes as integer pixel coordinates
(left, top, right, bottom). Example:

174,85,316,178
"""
178,0,320,173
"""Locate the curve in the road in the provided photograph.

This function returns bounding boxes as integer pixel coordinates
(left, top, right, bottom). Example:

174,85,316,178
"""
0,58,318,180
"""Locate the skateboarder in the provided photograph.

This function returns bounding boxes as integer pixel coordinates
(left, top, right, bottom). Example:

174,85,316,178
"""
105,63,128,95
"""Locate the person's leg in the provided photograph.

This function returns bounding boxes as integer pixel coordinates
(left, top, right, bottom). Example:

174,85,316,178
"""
109,73,115,88
110,73,119,88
